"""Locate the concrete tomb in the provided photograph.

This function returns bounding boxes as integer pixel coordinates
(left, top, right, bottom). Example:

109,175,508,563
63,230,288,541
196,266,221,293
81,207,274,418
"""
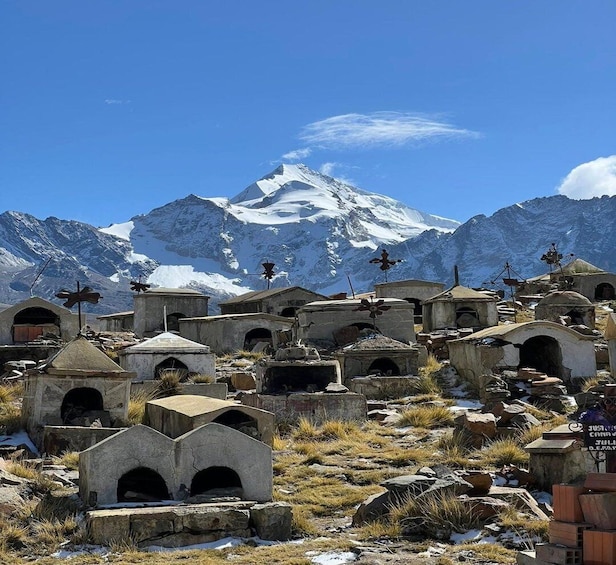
219,286,327,318
22,336,135,449
535,290,596,329
255,344,341,394
448,320,597,391
118,331,215,380
297,298,415,347
145,394,275,446
79,423,273,506
133,287,209,338
179,313,293,355
374,278,445,323
0,296,79,345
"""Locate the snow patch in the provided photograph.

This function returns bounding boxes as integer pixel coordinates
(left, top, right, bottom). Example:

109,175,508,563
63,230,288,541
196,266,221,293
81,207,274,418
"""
99,221,134,240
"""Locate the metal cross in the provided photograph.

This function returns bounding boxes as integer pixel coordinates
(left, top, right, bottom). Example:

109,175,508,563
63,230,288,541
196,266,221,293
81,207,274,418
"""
56,281,102,334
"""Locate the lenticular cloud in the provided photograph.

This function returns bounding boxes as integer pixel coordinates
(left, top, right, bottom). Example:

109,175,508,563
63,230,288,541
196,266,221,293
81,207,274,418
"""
557,155,616,199
299,111,478,149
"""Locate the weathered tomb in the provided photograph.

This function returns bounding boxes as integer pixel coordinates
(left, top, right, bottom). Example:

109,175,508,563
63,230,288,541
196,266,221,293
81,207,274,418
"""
334,334,427,382
535,290,596,328
118,331,215,380
219,286,327,318
244,343,367,423
0,296,79,345
79,423,273,506
448,320,597,391
179,312,294,354
374,278,445,323
422,284,499,332
255,344,341,394
607,313,616,380
145,394,274,445
22,335,135,449
296,298,415,347
133,287,209,337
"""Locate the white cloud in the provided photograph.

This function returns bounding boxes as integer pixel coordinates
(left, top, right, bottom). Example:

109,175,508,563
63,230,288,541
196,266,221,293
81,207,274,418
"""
281,147,312,161
299,111,479,149
319,162,353,184
557,156,616,199
104,99,130,105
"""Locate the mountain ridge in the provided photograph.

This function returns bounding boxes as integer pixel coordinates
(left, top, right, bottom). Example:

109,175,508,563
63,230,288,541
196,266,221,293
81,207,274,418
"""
1,165,614,314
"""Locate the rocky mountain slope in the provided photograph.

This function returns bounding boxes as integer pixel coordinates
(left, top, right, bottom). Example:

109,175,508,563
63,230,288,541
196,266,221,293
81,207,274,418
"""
1,165,615,314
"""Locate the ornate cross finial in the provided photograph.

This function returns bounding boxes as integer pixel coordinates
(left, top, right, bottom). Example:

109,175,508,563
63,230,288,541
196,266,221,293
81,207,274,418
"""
262,261,275,289
369,249,401,282
56,282,102,335
130,276,151,293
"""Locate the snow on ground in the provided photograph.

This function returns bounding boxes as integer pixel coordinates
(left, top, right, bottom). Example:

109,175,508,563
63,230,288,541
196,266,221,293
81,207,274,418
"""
306,550,357,564
0,429,39,456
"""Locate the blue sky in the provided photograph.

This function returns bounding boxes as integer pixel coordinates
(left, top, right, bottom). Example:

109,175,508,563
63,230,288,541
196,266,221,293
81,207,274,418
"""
2,1,615,227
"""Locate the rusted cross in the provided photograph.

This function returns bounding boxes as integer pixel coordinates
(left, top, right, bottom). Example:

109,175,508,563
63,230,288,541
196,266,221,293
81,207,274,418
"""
56,282,101,335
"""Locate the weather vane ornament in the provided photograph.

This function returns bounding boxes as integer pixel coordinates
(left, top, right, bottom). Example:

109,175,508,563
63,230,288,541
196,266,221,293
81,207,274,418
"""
262,261,275,290
55,281,101,335
354,296,391,331
369,249,402,282
130,276,151,294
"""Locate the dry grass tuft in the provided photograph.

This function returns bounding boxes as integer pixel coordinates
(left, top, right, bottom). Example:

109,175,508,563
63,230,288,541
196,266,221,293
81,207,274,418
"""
388,490,480,536
498,506,549,539
53,451,79,471
127,387,157,425
156,370,182,397
0,402,23,434
190,373,215,383
397,405,454,428
476,438,529,467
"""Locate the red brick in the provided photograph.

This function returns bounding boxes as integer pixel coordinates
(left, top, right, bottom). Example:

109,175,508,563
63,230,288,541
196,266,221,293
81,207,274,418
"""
580,493,616,530
584,473,616,492
552,484,588,523
548,520,593,547
535,542,582,564
583,530,616,565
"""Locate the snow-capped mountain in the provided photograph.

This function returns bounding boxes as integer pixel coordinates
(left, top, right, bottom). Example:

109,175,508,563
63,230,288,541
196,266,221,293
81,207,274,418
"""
2,164,616,315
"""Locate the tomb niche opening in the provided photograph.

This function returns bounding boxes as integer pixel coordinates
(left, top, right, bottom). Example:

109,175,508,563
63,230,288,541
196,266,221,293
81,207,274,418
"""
190,466,243,498
595,282,615,301
165,312,186,332
13,306,60,343
155,357,189,379
519,335,564,379
117,467,169,503
243,328,272,351
367,357,401,376
212,409,259,439
61,387,104,425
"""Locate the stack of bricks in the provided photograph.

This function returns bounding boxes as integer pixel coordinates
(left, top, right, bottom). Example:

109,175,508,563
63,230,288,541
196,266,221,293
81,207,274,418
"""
580,473,616,565
533,484,588,565
530,476,616,565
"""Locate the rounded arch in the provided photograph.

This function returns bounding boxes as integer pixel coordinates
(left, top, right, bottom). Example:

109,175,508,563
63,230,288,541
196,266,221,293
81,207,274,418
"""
280,307,298,317
564,309,585,325
13,307,61,343
212,409,259,439
166,312,186,332
595,283,615,301
519,335,563,378
350,322,374,331
190,466,243,497
368,357,401,376
155,357,188,379
61,387,104,424
117,467,169,503
456,307,480,328
244,328,272,351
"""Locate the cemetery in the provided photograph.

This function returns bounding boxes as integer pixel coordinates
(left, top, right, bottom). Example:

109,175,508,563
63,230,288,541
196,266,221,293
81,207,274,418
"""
2,255,616,564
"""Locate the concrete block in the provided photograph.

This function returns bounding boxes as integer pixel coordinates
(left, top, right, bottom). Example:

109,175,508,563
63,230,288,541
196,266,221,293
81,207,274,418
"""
250,502,292,540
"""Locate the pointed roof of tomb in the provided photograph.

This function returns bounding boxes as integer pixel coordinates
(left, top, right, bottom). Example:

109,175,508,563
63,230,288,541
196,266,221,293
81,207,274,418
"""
423,284,498,304
40,335,129,375
339,334,414,351
122,332,210,354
